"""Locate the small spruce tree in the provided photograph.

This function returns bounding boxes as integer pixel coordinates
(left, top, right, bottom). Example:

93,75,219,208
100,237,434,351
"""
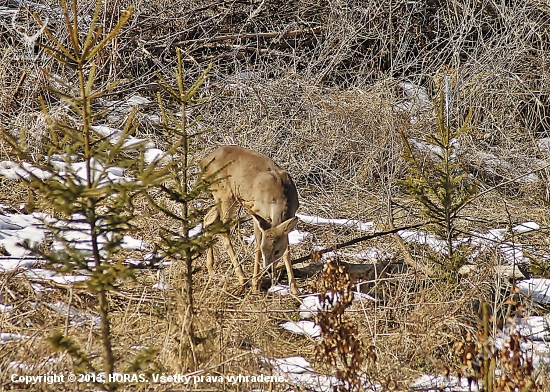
1,0,175,389
146,51,225,370
399,91,477,275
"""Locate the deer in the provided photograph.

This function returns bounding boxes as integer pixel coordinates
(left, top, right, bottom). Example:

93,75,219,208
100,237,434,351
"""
201,145,300,295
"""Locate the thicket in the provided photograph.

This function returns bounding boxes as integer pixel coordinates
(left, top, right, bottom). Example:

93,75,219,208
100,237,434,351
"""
1,0,550,391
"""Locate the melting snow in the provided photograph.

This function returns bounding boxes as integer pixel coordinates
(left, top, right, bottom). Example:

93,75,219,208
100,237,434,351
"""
299,295,323,319
512,221,539,234
299,292,374,319
0,332,30,344
0,122,169,187
153,269,169,291
261,356,313,374
399,230,447,254
30,282,52,297
49,215,146,255
401,221,540,266
268,285,293,296
517,279,550,304
45,302,100,328
92,125,155,150
121,235,146,250
280,320,321,338
0,257,39,272
0,156,128,184
189,223,203,237
288,229,313,245
0,161,51,181
153,281,169,291
260,356,342,391
508,315,550,341
0,303,14,314
144,148,169,164
296,214,374,232
26,271,89,285
0,213,47,257
244,229,312,245
9,357,62,371
411,374,480,391
495,327,550,371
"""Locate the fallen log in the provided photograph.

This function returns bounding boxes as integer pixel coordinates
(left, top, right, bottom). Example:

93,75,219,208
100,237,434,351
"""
291,257,392,283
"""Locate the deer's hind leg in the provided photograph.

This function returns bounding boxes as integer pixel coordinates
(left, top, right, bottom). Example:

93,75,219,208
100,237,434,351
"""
216,200,246,284
204,206,219,276
220,233,246,284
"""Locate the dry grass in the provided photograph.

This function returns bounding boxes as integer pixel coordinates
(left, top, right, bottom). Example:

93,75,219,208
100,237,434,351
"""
2,0,550,391
0,222,522,390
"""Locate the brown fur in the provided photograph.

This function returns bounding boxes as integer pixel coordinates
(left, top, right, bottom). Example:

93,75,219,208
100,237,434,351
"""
202,145,300,294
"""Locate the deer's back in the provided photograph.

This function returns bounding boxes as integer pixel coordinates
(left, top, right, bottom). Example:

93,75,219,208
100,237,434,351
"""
202,146,299,221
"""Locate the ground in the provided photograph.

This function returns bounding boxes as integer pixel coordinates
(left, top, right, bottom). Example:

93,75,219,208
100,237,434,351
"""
1,0,550,391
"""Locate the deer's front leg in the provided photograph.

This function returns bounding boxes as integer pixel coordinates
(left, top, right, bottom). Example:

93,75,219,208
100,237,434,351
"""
252,224,262,292
283,248,299,295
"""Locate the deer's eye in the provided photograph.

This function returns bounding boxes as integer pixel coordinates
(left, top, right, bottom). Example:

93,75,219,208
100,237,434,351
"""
274,250,280,256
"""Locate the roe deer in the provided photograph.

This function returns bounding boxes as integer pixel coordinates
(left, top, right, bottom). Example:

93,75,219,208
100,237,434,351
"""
202,145,300,295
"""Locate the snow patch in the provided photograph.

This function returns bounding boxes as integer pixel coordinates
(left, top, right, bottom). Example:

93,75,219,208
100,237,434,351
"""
399,230,447,254
280,320,321,338
400,222,540,266
144,148,170,164
259,356,342,392
411,374,480,391
508,315,550,341
0,332,30,344
288,230,313,245
9,357,62,371
299,292,374,319
25,269,89,284
45,302,100,328
153,276,169,291
92,125,155,150
0,257,38,272
512,221,539,234
297,214,374,232
268,285,293,296
0,303,14,314
0,213,47,257
517,279,550,304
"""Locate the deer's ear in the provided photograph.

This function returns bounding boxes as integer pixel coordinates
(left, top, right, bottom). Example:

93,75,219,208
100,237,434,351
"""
252,214,271,231
278,217,298,233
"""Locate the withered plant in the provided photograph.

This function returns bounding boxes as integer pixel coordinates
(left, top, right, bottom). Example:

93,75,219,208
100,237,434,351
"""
454,301,537,392
315,256,367,391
